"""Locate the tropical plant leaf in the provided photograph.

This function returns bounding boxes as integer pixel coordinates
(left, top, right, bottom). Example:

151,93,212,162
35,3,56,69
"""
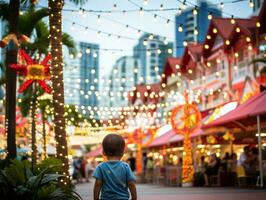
0,1,9,21
252,58,266,64
62,32,77,56
69,0,88,5
19,8,49,37
35,157,63,174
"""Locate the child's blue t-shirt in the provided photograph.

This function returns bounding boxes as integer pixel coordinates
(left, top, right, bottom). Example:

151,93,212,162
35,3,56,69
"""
92,160,136,200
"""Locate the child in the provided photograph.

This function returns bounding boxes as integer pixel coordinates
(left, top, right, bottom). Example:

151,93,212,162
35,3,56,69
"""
93,134,137,200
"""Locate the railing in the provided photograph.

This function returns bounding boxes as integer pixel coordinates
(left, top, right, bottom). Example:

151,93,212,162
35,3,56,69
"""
205,70,226,84
232,59,250,84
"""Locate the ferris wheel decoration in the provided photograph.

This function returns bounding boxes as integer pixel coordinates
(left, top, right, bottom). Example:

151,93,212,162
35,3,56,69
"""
170,95,201,185
10,49,51,93
128,128,156,147
170,103,201,135
127,128,156,174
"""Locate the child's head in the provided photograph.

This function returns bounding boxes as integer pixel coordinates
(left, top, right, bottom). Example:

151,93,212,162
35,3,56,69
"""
102,134,125,158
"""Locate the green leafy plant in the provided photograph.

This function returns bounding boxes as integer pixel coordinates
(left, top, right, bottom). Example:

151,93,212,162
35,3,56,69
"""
0,159,82,200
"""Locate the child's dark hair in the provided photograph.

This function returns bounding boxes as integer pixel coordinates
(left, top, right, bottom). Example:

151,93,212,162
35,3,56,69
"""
102,134,125,157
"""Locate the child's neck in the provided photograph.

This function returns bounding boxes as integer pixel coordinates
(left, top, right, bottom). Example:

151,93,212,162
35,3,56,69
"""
106,156,121,161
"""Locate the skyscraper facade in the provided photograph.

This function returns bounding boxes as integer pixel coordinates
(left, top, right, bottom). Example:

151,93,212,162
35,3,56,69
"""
175,0,222,56
133,33,173,84
79,42,99,108
108,56,140,107
64,42,99,110
253,0,264,13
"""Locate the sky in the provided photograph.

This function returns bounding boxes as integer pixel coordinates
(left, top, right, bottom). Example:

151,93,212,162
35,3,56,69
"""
39,0,253,78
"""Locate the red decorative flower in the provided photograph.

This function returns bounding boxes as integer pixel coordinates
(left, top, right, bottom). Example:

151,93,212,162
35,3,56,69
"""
10,49,51,93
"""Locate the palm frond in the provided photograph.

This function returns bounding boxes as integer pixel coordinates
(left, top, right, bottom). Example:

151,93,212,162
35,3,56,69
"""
69,0,88,5
19,8,49,37
62,32,77,56
0,1,9,21
252,58,266,64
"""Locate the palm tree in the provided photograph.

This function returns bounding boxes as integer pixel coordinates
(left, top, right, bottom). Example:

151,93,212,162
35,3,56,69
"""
19,19,76,165
48,0,87,185
0,1,48,159
4,0,20,159
1,2,77,163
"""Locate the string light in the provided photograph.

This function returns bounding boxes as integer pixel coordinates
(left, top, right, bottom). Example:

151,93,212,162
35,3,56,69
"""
249,0,254,8
178,24,183,32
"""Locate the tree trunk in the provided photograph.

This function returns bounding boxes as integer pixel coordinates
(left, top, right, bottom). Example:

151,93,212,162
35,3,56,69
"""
6,0,20,159
31,85,37,166
41,109,47,159
49,0,70,184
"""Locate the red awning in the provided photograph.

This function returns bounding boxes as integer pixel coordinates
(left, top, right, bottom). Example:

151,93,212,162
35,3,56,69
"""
148,129,176,148
86,146,102,158
148,128,204,148
203,90,266,129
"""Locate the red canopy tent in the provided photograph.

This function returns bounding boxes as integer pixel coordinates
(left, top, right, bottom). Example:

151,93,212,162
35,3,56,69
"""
203,90,266,187
86,146,102,158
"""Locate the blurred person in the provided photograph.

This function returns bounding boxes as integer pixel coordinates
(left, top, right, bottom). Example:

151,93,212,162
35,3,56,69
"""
85,159,96,182
142,152,148,172
93,134,137,200
127,152,136,172
204,153,221,186
228,153,238,173
221,152,230,172
238,146,250,167
197,156,208,173
146,157,155,182
177,157,183,168
73,157,82,183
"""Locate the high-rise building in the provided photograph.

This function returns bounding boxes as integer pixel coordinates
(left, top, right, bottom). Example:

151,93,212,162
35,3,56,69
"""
133,33,173,84
64,42,99,110
79,42,99,108
109,56,140,107
64,55,80,106
175,0,222,56
253,0,264,14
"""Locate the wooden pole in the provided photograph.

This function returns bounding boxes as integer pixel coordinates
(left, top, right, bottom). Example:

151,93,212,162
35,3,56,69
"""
257,115,264,188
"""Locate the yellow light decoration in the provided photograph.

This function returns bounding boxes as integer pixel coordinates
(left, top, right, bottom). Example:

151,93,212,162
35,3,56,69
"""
27,64,45,80
170,95,201,185
223,131,235,141
225,40,230,45
206,135,217,144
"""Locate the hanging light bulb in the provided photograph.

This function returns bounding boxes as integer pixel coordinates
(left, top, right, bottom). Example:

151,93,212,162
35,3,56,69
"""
144,0,149,6
153,14,157,22
182,2,187,10
70,22,75,30
231,16,235,24
183,40,188,46
208,12,213,20
249,0,254,8
97,15,101,23
160,4,164,11
178,24,183,32
168,48,173,54
139,7,144,16
86,48,90,54
194,27,199,35
166,19,170,27
193,7,198,15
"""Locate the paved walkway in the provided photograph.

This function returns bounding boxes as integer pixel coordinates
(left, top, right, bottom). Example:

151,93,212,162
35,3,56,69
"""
76,181,266,200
